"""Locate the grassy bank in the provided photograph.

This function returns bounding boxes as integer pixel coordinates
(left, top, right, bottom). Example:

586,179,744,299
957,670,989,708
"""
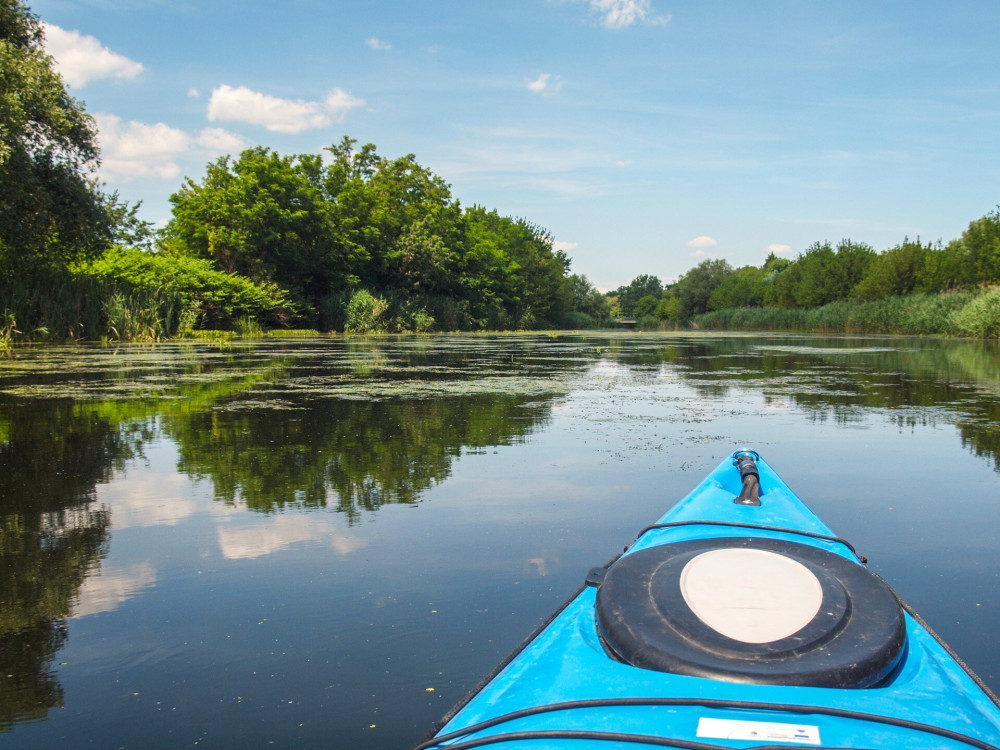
689,290,1000,337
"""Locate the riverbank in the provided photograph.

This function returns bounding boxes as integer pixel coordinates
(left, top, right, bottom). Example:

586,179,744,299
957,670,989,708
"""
687,289,1000,337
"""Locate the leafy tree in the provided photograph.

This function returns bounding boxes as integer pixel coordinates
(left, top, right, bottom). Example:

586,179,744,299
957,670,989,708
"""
0,0,112,278
460,207,569,328
671,258,732,318
633,294,659,318
615,274,663,317
851,240,929,301
918,241,970,292
566,274,611,323
163,147,351,320
959,207,1000,283
708,265,767,310
765,240,874,308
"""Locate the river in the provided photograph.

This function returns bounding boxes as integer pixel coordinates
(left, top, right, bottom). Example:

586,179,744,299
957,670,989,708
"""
1,332,999,748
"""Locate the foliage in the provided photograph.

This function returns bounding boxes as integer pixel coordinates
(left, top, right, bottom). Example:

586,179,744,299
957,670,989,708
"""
962,208,1000,283
670,259,733,319
0,0,112,279
851,240,930,301
163,139,573,332
655,295,681,321
74,245,295,335
343,289,389,333
611,274,662,317
566,274,611,324
692,291,973,335
951,288,1000,339
766,240,875,308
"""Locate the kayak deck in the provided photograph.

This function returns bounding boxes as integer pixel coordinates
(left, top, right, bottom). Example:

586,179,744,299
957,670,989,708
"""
418,452,1000,749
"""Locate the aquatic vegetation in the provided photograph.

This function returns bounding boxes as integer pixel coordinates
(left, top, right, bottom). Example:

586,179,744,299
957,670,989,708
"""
951,287,1000,338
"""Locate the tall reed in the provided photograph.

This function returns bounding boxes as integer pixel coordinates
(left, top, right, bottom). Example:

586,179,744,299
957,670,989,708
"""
692,292,975,336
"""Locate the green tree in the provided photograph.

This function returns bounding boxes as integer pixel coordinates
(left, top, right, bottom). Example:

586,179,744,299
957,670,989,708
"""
767,240,874,308
615,274,663,317
163,147,352,321
633,294,659,318
0,0,112,278
671,259,732,318
960,207,1000,283
566,274,611,323
708,264,769,310
851,239,929,301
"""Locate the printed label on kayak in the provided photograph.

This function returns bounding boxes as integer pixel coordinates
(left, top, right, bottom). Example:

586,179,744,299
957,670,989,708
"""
696,717,821,745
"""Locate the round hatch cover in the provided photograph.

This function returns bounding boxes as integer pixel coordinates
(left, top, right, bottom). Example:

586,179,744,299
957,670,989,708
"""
679,548,824,644
595,536,906,688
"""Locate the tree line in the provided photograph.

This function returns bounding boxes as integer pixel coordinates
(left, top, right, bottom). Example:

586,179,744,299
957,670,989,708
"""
2,0,611,341
3,0,999,342
608,209,1000,336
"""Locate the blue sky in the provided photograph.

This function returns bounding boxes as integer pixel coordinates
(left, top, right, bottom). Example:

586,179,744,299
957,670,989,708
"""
33,0,1000,291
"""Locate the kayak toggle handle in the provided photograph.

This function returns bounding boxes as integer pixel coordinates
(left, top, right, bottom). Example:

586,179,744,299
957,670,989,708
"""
733,449,761,506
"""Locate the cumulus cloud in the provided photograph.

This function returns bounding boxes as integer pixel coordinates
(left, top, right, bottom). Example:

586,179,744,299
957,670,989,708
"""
589,0,670,29
526,73,563,95
552,240,579,253
207,84,364,133
324,87,366,116
685,235,718,249
197,127,250,155
96,113,189,180
95,113,247,181
767,243,793,254
42,22,144,87
366,36,391,51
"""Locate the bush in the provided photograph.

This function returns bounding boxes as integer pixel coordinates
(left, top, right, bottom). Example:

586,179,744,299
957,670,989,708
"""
344,289,389,333
556,311,597,329
951,288,1000,338
74,246,295,334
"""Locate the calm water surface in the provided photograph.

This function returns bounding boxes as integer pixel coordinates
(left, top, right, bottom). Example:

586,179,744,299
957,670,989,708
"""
2,332,999,748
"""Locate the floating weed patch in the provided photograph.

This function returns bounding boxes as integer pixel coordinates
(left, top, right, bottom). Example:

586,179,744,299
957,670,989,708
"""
265,329,322,338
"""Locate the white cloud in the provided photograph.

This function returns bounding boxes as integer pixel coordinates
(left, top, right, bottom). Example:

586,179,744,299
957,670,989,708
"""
42,22,144,88
366,36,391,51
188,87,201,98
325,87,366,118
526,73,563,95
95,114,247,181
196,127,249,155
96,113,189,181
552,240,579,253
589,0,670,29
767,243,793,254
616,159,634,167
207,84,364,134
685,235,718,249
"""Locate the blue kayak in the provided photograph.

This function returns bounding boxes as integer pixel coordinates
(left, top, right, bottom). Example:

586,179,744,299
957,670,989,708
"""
417,449,1000,749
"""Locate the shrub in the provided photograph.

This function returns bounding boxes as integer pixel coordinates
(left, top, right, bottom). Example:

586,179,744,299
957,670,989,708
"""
344,289,389,333
951,288,1000,338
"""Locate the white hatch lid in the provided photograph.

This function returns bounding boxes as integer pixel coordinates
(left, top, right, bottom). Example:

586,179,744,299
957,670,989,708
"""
679,548,823,644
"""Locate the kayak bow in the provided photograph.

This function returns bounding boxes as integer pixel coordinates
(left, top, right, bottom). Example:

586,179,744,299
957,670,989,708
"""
417,449,1000,749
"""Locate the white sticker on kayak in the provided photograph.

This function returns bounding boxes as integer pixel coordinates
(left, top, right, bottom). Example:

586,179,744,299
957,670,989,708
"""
697,717,821,745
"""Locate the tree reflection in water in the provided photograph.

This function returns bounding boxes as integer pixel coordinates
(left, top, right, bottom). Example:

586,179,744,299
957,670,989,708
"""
1,333,1000,739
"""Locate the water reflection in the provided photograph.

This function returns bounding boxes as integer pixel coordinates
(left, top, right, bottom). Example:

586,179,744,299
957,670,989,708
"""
0,400,124,728
170,393,557,519
0,338,583,732
1,334,999,744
